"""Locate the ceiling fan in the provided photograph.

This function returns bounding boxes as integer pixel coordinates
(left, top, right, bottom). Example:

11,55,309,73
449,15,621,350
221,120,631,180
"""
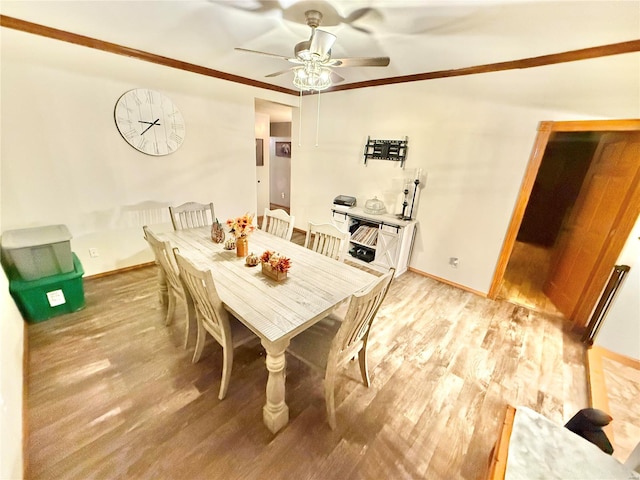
235,9,390,91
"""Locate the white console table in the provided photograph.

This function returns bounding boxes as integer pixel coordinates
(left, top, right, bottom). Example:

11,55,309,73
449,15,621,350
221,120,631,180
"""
331,207,417,277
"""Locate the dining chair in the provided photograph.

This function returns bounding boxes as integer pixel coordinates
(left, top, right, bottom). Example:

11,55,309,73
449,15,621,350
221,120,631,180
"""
173,249,257,400
169,202,215,230
261,208,295,241
286,268,395,429
304,222,350,262
143,226,187,332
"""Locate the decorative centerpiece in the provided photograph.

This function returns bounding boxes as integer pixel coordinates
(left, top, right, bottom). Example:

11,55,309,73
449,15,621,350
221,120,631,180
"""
245,252,260,267
211,218,225,243
223,238,236,250
226,213,256,257
260,250,291,281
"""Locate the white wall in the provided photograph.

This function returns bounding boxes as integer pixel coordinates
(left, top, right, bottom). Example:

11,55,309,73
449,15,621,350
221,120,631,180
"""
596,217,640,360
0,28,296,276
290,54,640,294
255,112,270,217
269,136,291,208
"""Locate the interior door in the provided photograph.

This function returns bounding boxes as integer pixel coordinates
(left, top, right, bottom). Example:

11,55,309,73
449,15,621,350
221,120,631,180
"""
543,132,640,320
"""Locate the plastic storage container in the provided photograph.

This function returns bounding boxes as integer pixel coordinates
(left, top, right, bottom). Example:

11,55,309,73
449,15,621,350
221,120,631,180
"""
8,253,85,322
1,225,73,280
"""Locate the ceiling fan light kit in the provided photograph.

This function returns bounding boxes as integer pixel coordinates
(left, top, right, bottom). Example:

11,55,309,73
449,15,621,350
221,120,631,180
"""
235,9,390,92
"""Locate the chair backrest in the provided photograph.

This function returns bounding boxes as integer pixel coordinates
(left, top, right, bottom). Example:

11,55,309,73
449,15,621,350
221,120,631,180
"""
169,202,215,230
328,268,395,369
173,249,231,346
304,222,350,261
261,208,295,241
143,226,183,296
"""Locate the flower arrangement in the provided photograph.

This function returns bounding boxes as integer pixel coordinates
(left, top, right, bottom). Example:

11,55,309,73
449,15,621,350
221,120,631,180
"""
226,213,256,239
260,250,292,273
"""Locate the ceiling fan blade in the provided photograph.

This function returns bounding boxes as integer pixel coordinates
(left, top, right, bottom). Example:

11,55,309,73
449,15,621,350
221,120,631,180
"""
330,71,345,84
309,29,336,58
265,67,295,78
235,47,292,61
329,56,390,67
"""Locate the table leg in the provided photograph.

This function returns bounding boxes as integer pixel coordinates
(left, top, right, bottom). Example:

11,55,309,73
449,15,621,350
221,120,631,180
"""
262,338,290,434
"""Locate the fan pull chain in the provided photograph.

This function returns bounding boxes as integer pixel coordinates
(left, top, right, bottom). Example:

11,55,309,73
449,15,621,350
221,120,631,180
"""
298,89,303,147
315,89,321,147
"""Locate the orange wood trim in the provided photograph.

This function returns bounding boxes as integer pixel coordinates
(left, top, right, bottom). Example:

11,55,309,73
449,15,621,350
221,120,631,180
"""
550,119,640,132
486,405,516,480
23,321,28,479
595,345,640,369
328,40,640,92
407,267,487,297
84,261,155,280
487,122,552,299
3,14,638,94
0,15,298,96
586,346,615,442
571,148,640,331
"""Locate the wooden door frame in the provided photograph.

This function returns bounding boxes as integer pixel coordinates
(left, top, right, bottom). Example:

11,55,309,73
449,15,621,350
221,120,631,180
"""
488,119,640,332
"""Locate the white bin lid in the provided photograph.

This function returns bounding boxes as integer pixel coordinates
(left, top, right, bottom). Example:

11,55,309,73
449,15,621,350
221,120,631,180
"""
2,225,72,249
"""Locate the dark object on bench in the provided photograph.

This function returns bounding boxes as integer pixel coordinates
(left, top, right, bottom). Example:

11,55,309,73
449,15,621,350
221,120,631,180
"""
564,408,614,455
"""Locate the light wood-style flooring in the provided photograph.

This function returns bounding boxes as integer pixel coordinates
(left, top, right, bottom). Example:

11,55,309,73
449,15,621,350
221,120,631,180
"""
587,346,640,463
498,240,562,317
26,259,589,479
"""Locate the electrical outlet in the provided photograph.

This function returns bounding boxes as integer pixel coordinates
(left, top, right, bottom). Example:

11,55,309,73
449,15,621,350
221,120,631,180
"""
89,247,99,258
449,257,459,268
281,192,285,199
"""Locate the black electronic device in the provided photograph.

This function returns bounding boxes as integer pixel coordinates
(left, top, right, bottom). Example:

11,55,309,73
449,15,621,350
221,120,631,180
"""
333,195,356,207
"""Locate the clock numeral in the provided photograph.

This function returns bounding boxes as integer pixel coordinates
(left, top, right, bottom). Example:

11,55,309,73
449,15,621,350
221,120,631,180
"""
167,143,175,153
132,93,143,106
153,142,160,154
146,90,154,104
122,128,137,140
171,122,185,130
137,137,149,150
169,132,184,143
117,104,133,114
116,116,132,125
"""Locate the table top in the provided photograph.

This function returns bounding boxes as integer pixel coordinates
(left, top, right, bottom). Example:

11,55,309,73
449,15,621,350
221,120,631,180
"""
156,227,378,343
505,406,640,479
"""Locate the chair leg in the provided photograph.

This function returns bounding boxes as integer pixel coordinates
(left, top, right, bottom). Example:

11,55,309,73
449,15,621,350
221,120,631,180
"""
358,347,370,387
192,317,206,364
218,344,233,400
164,290,176,325
324,368,338,430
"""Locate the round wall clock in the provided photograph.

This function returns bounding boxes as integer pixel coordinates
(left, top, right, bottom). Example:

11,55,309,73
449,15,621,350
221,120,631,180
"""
114,88,185,156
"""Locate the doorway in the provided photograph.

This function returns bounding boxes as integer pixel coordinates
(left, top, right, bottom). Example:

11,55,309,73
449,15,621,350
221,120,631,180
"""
254,99,293,217
489,120,640,332
497,132,600,316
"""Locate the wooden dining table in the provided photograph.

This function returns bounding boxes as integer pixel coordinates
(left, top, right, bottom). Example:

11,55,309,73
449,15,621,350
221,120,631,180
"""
152,226,378,433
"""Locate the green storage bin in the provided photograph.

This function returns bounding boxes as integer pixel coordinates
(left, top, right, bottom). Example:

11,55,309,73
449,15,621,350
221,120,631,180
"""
9,253,85,322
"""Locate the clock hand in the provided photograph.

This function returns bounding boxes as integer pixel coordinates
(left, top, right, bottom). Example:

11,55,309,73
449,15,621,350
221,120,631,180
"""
138,120,156,125
140,119,161,135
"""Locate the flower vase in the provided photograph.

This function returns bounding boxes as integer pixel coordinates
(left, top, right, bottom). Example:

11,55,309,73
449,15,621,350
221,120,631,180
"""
236,236,248,257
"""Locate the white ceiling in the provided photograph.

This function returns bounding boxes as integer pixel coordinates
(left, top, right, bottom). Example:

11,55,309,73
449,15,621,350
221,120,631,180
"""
2,0,638,95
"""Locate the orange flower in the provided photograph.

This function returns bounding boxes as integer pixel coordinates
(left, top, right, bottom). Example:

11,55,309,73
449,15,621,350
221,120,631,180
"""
227,213,255,238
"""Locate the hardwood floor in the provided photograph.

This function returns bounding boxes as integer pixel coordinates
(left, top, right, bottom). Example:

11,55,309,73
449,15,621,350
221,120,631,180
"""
587,346,640,463
498,240,563,317
26,258,590,479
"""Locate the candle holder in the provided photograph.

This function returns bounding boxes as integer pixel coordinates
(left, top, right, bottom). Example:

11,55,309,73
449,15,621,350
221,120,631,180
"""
401,168,422,220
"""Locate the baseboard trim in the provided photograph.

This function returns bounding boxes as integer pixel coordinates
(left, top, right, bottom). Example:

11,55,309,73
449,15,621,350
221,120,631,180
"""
84,261,155,280
407,267,487,298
